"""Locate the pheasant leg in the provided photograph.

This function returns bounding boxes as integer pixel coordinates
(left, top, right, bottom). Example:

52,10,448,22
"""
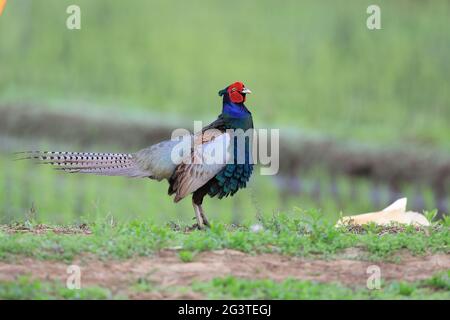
199,205,210,227
193,201,205,229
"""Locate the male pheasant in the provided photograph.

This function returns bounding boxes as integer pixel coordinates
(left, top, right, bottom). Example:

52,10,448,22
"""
22,82,254,229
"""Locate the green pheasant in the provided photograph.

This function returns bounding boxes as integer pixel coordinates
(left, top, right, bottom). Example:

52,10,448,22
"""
22,82,254,229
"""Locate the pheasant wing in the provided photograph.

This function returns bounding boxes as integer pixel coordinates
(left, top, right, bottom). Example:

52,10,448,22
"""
170,131,231,202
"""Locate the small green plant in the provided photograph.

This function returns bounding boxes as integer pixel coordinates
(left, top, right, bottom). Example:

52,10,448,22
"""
178,250,195,263
441,215,450,228
424,210,438,225
397,282,415,296
130,278,155,293
424,270,450,291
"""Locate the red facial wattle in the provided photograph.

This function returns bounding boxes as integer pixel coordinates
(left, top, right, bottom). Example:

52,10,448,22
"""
227,82,246,103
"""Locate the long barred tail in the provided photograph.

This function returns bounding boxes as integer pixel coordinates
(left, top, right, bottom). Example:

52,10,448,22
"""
17,151,150,177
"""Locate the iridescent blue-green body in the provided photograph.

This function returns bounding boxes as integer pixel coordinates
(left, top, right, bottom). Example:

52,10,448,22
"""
208,163,254,199
206,114,254,199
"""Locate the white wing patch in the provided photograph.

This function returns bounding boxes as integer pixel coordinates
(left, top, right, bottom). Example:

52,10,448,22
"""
172,132,231,202
196,132,231,165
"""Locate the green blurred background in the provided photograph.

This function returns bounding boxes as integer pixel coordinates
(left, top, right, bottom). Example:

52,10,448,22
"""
0,0,449,224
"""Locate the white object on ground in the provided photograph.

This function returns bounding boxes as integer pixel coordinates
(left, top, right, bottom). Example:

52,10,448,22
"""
335,198,430,227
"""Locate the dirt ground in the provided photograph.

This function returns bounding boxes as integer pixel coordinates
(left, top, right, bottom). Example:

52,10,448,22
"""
0,249,449,299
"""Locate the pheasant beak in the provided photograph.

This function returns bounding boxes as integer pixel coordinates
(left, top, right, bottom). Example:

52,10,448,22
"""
241,87,252,94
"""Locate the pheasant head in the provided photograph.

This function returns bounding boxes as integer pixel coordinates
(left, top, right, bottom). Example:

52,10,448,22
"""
218,81,252,104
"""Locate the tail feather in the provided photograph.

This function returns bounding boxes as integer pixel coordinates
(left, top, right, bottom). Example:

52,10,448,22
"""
18,151,132,163
19,151,151,177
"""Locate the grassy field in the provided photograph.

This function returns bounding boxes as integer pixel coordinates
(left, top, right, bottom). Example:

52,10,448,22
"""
1,0,450,150
1,273,449,300
2,212,449,261
0,214,449,299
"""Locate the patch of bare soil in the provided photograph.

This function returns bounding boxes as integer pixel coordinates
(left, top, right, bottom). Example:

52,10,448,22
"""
0,250,448,299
